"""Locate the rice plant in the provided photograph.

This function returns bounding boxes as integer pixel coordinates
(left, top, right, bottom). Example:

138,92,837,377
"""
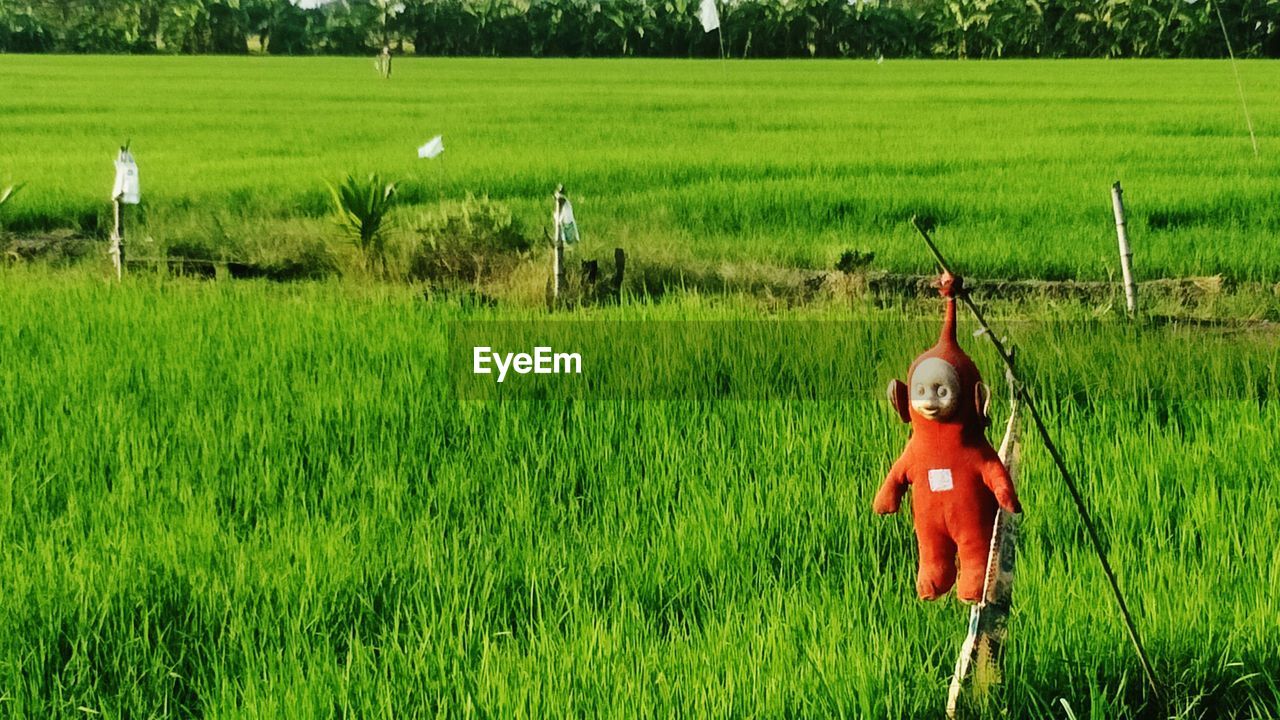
0,272,1276,717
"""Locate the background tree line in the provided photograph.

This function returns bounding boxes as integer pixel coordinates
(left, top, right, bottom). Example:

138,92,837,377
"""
2,0,1277,58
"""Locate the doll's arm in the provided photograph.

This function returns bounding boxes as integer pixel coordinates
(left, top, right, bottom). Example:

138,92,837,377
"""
873,455,911,515
981,457,1022,514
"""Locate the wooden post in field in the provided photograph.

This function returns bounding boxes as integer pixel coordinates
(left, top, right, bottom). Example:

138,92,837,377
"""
948,348,1021,718
109,195,124,280
110,144,139,281
1111,182,1137,315
377,45,392,79
553,185,568,305
611,248,626,298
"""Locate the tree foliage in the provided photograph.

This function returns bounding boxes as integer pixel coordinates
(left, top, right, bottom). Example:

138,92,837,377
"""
1,0,1277,57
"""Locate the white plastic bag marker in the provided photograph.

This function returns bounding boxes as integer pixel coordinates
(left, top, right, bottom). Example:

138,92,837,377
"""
556,198,579,245
112,149,140,204
699,0,720,33
418,135,444,159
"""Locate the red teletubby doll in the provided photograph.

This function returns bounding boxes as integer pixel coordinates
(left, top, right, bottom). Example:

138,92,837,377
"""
874,272,1022,602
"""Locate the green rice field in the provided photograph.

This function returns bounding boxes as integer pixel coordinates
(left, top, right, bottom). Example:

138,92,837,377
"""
1,272,1278,717
2,57,1279,718
1,56,1278,280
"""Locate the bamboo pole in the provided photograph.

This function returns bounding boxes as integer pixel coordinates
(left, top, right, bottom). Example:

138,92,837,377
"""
912,217,1163,702
1111,182,1137,316
109,143,135,281
553,185,567,305
109,195,124,280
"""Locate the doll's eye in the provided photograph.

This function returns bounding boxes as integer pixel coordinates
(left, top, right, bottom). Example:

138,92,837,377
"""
916,386,925,396
937,387,949,398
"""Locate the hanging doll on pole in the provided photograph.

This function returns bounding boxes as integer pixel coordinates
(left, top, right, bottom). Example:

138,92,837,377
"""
899,221,1161,706
874,272,1022,602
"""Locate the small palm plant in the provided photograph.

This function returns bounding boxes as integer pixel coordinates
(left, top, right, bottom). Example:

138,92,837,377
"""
328,173,398,275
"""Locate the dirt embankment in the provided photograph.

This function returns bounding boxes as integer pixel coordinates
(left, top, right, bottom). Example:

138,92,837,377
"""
7,232,1279,323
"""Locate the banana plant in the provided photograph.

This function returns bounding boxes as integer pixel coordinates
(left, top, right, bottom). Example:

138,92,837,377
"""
463,0,527,55
933,0,998,58
598,0,656,56
5,0,1279,59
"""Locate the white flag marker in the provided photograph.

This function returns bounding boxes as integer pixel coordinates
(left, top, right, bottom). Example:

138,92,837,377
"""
699,0,720,33
112,149,140,204
418,135,444,159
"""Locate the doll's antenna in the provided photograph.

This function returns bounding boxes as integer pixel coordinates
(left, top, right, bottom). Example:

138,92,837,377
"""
910,217,1163,702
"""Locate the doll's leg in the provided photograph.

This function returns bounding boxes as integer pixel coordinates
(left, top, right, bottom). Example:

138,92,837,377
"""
956,530,994,603
916,529,957,601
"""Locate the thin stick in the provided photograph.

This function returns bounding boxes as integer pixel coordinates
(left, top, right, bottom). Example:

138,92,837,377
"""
911,217,1163,701
1213,0,1259,157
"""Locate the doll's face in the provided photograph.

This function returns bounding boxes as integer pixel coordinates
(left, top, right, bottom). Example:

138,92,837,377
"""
910,358,961,421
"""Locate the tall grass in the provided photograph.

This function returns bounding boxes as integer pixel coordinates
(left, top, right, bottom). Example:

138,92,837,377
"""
1,270,1276,717
1,57,1278,280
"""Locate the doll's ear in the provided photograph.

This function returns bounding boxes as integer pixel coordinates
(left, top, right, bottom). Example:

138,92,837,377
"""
887,379,910,423
975,381,991,422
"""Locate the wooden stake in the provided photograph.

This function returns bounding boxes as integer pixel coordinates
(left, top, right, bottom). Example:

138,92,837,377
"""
948,348,1020,718
109,143,137,281
552,185,570,306
109,196,124,280
1111,182,1137,316
611,248,626,297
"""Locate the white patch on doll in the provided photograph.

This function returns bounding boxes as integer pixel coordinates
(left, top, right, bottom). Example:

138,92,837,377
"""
928,468,954,492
